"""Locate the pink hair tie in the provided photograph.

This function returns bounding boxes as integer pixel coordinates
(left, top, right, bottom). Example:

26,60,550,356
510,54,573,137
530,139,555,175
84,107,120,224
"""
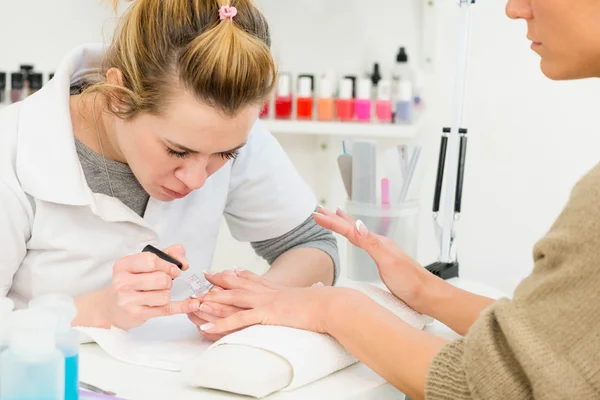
219,5,237,21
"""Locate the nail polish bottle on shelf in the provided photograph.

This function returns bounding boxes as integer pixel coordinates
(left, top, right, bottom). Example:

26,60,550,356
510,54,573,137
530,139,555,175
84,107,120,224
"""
395,80,413,124
376,80,393,123
275,73,292,120
296,76,314,120
336,78,355,122
355,78,372,122
10,73,24,104
317,76,335,122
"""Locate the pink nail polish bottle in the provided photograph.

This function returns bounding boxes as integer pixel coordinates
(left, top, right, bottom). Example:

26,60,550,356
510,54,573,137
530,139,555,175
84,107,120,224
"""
355,78,372,122
376,80,393,123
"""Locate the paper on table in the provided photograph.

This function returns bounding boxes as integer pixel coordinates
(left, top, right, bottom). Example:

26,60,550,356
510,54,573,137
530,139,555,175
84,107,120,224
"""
76,314,210,371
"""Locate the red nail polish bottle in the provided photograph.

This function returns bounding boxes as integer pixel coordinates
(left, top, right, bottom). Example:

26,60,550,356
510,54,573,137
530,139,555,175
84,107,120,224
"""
275,74,292,119
296,76,314,120
336,78,355,122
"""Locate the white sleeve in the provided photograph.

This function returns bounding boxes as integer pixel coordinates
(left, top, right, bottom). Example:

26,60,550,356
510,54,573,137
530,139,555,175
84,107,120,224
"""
224,121,317,243
0,178,31,297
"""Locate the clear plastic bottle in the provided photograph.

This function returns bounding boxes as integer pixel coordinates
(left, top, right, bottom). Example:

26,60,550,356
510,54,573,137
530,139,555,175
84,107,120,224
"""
0,309,65,400
0,297,15,393
29,294,79,400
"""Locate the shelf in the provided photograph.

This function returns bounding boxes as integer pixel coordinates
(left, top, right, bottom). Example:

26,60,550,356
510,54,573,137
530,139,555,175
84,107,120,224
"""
260,118,424,139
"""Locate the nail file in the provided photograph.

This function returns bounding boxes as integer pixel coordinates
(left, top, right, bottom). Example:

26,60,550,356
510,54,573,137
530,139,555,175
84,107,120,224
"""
351,140,377,204
337,154,353,199
187,274,214,297
384,147,404,205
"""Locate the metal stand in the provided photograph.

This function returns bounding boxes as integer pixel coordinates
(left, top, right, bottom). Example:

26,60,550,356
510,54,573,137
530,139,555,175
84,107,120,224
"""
424,0,476,280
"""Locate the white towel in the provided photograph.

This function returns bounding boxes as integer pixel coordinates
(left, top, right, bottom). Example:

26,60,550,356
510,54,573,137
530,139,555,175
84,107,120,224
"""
77,283,429,398
182,283,429,397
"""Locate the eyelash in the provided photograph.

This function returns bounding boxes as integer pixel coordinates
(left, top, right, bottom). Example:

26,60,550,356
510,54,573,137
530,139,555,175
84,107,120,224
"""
166,147,239,161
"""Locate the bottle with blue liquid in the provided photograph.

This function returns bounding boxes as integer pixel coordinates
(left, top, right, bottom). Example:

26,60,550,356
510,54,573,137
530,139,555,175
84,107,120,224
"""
0,297,15,394
0,309,65,400
29,294,79,400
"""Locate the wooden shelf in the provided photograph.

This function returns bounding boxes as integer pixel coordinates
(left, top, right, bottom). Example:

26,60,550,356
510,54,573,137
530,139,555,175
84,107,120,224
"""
260,117,424,139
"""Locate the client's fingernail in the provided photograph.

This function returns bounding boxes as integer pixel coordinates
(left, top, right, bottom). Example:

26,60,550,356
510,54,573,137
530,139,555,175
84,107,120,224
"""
200,323,215,331
171,266,180,276
189,301,200,312
315,282,325,287
356,220,369,236
336,206,344,213
203,270,213,276
199,303,212,313
224,270,236,276
234,267,246,273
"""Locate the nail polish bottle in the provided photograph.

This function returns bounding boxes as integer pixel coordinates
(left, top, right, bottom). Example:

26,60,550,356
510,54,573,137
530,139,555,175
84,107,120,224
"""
10,73,24,104
296,76,314,120
336,78,355,122
28,73,43,97
376,80,393,123
317,76,335,122
275,74,292,120
0,73,6,104
20,65,33,99
395,80,413,124
355,78,372,122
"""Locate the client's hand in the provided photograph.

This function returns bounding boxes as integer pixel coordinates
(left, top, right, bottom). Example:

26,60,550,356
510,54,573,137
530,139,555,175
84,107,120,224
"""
313,206,431,312
187,270,284,341
195,270,337,336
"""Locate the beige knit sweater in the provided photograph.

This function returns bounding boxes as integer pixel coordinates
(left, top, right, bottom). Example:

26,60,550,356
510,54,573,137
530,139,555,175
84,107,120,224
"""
425,162,600,399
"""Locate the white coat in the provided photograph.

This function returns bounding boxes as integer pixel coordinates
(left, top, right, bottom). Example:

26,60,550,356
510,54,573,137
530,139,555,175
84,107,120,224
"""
0,44,316,308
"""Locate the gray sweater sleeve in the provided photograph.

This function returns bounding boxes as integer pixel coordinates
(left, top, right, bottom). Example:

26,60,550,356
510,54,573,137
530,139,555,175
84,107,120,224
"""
251,211,340,283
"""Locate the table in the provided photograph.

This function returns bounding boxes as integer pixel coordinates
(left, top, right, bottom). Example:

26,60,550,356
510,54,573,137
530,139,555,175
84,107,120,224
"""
79,278,508,399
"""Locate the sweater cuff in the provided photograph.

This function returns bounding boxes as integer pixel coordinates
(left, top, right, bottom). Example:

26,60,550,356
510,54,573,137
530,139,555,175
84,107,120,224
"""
425,338,473,400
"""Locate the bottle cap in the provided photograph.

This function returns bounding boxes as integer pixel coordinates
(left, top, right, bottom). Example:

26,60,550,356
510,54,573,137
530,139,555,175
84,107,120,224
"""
319,76,334,98
0,72,6,90
356,78,372,100
343,75,357,98
9,309,58,356
298,74,314,91
11,73,24,90
29,294,77,335
28,73,43,90
377,80,392,101
277,74,291,97
397,80,413,101
339,78,354,100
396,47,408,63
371,63,382,86
298,76,313,98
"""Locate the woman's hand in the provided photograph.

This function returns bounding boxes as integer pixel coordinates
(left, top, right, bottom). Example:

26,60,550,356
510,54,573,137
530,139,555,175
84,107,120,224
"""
313,206,432,312
102,244,200,330
193,270,340,336
187,269,288,340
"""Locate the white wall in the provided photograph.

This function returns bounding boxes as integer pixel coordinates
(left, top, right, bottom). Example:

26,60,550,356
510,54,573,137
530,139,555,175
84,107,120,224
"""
3,0,600,294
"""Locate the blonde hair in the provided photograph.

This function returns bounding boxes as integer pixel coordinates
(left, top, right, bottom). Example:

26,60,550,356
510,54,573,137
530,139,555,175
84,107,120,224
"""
89,0,276,118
